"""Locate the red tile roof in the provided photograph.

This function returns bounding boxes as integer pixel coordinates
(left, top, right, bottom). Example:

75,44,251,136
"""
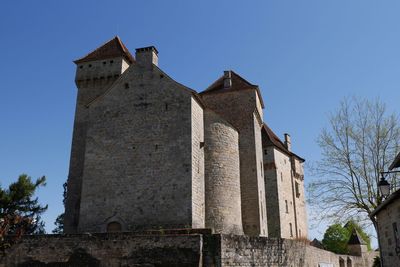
262,123,305,162
200,71,265,108
74,36,134,64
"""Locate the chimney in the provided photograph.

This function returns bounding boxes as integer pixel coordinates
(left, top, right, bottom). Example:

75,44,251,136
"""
135,46,158,68
224,71,232,88
284,133,291,151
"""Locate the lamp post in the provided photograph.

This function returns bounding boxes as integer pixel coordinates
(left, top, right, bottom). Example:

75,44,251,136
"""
378,175,390,198
379,170,400,198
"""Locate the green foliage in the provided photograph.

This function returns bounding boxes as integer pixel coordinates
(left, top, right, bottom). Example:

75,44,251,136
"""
322,224,350,254
0,174,47,235
344,220,372,251
322,221,372,254
0,174,47,251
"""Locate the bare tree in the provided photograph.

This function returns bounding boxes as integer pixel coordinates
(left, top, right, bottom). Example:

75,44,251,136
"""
308,98,400,230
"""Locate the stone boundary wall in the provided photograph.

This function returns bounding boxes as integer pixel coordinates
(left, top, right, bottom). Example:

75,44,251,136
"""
220,235,378,267
0,232,377,267
0,232,207,267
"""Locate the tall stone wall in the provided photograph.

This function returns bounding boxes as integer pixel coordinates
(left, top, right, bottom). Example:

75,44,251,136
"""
201,89,268,236
191,97,205,229
64,57,131,234
263,145,281,237
375,198,400,267
204,109,243,235
292,157,308,238
273,149,297,239
77,63,204,232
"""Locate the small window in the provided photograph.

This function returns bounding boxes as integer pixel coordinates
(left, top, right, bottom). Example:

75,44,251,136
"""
295,182,300,198
103,61,107,65
110,60,114,64
124,83,129,89
79,65,83,69
88,64,92,68
285,200,289,213
289,223,293,237
264,149,268,155
281,172,283,181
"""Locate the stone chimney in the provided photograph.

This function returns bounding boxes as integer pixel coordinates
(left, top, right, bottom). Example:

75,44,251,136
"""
223,71,232,88
284,133,291,151
135,46,158,68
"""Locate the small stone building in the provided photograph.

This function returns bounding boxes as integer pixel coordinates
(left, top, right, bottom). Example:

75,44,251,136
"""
63,36,308,238
371,187,400,266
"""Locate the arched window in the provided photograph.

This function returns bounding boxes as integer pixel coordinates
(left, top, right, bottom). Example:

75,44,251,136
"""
106,221,122,232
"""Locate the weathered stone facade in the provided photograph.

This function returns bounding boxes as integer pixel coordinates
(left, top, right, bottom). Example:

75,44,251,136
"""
64,37,284,237
262,125,308,239
371,189,400,267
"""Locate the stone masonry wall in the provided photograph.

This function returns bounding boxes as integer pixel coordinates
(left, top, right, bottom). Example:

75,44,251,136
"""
1,233,377,267
191,97,205,229
263,145,281,238
0,233,205,267
204,109,243,235
292,157,308,239
64,56,131,233
77,63,201,232
375,198,400,267
201,89,268,236
220,235,376,267
274,149,297,239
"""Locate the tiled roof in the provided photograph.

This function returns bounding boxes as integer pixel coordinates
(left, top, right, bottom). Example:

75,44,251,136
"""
348,229,367,245
262,123,305,162
200,71,265,108
74,36,134,64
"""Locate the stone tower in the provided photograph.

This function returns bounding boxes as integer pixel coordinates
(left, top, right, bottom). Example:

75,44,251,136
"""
200,71,268,236
64,37,206,233
262,124,307,239
348,229,368,256
64,37,134,233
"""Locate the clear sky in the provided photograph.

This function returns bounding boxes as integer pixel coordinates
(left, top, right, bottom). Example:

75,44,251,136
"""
1,1,399,243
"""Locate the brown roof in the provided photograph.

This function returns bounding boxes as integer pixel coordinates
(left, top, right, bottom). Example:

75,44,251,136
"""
200,71,265,108
74,36,134,64
347,229,367,245
389,152,400,170
262,123,305,162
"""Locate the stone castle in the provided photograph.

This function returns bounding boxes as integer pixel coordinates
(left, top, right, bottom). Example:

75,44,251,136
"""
64,36,308,239
1,37,379,267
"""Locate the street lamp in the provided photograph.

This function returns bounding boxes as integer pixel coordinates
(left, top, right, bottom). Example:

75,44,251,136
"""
378,176,390,198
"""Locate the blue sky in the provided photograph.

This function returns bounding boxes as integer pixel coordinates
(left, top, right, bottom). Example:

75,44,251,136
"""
1,1,399,243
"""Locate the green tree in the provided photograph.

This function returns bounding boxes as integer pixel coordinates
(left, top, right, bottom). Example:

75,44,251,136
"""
309,98,400,230
0,174,48,250
52,182,67,234
322,223,350,254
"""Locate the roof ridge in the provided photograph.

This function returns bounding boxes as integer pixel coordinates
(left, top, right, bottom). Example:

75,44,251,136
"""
262,123,305,162
74,36,134,64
